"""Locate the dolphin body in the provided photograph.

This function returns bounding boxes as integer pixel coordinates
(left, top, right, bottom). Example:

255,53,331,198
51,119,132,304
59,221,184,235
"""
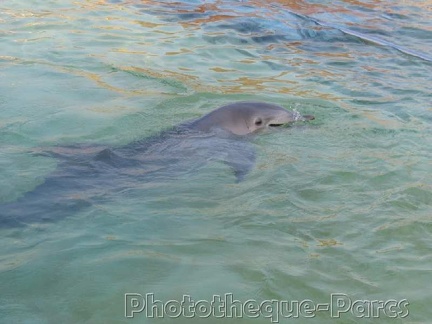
0,102,314,226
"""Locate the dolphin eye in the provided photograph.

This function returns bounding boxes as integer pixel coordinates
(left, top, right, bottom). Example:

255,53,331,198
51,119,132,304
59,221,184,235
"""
255,118,263,126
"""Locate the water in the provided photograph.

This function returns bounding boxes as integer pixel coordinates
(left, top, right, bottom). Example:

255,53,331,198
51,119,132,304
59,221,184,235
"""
1,0,431,322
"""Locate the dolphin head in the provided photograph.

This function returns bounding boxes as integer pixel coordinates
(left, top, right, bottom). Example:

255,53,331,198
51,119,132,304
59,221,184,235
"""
191,102,314,136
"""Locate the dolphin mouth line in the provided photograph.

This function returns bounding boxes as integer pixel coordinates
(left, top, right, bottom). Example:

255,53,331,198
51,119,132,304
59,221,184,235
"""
269,123,284,127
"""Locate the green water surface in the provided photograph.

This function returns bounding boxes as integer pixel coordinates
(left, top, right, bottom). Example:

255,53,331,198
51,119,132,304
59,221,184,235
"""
1,0,431,323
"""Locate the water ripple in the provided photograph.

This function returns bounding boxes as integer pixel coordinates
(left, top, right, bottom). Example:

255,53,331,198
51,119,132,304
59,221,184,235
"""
1,0,431,323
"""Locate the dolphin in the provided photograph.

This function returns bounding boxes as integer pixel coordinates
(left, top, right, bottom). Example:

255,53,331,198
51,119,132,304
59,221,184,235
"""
0,102,314,226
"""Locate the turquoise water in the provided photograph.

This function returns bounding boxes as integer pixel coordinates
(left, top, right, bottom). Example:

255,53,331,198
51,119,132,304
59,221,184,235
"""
1,0,431,323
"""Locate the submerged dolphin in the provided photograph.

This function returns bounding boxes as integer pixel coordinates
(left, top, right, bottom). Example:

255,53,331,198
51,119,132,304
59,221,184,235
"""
0,102,314,226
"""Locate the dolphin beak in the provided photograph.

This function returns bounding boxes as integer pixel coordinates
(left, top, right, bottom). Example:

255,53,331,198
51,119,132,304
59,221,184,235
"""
289,110,315,123
268,111,315,128
301,114,315,121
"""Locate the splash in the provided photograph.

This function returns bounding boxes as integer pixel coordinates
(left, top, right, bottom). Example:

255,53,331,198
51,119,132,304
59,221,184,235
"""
292,108,303,121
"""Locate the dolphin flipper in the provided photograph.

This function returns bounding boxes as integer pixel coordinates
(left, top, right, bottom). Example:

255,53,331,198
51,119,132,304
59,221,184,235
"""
229,158,255,182
222,141,256,182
